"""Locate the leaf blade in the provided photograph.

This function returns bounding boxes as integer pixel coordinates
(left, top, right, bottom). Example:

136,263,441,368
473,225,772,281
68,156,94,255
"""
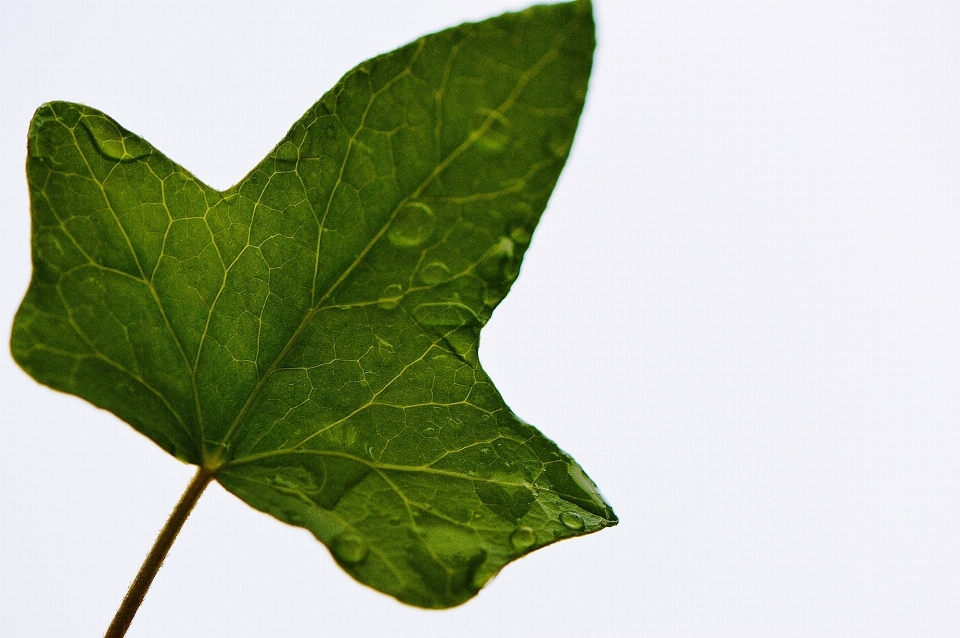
11,0,616,609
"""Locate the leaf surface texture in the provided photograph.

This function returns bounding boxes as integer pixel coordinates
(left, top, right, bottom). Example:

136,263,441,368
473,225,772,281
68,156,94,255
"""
11,0,616,607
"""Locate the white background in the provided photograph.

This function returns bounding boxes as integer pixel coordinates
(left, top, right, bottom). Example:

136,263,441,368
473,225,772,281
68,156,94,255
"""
1,1,958,636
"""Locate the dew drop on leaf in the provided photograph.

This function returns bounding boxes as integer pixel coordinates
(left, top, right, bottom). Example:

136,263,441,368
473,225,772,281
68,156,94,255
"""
546,129,571,157
477,237,517,283
503,260,520,283
560,511,585,530
510,201,533,220
28,119,59,161
81,116,150,162
333,533,369,565
442,328,477,362
374,335,394,353
509,226,532,245
509,527,536,550
36,235,65,269
274,140,299,163
388,202,435,247
483,289,505,308
475,109,510,152
377,283,403,309
412,302,479,328
419,261,451,285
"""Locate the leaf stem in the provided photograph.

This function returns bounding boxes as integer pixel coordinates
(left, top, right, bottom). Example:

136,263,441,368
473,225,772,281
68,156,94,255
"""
104,466,214,638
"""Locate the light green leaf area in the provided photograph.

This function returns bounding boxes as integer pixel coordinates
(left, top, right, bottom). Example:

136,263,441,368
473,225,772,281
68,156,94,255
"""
11,0,616,608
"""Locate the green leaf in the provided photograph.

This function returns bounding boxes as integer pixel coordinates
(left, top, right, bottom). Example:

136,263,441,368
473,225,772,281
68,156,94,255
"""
11,0,616,608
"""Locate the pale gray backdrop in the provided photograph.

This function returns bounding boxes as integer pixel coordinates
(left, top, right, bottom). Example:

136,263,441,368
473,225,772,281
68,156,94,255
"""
1,1,958,636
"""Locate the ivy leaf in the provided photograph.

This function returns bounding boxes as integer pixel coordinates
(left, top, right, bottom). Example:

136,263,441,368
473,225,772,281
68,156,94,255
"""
11,0,616,608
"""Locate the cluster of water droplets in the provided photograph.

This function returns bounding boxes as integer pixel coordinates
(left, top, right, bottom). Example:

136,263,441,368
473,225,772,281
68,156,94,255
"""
507,509,586,551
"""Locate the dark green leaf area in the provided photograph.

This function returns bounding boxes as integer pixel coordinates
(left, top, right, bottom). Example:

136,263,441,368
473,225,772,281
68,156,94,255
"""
11,0,615,608
217,405,616,607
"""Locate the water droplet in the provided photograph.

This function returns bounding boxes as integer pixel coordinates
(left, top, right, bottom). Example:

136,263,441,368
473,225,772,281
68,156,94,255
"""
28,117,61,162
37,235,66,268
274,140,299,163
483,289,505,307
511,201,533,218
509,226,532,245
388,202,435,247
286,511,306,526
419,261,451,285
264,466,318,492
503,260,520,282
470,562,499,590
475,110,510,152
560,511,585,530
375,335,395,353
82,116,151,162
377,284,403,310
546,130,571,157
332,533,369,565
321,93,337,113
442,328,478,362
413,302,480,328
477,237,517,283
510,527,536,550
566,462,617,520
495,236,515,258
